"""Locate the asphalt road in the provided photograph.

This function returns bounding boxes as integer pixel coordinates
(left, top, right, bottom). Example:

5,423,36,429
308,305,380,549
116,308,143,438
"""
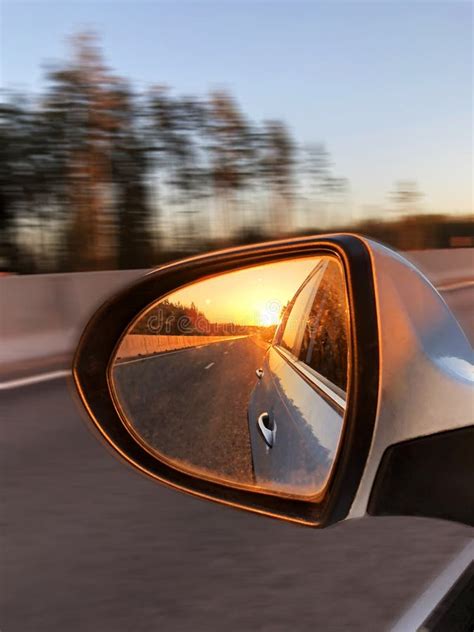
113,337,266,485
1,286,473,632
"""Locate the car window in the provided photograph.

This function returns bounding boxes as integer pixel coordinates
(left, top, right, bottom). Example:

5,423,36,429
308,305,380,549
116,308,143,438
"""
298,259,349,393
279,268,322,355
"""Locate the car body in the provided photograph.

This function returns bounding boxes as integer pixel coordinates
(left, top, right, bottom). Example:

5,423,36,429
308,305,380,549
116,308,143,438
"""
248,256,348,497
244,238,473,522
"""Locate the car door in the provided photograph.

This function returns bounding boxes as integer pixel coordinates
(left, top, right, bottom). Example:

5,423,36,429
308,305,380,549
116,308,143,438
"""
247,257,350,498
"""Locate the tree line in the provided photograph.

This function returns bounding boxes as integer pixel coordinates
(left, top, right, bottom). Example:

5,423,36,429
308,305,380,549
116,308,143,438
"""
133,299,275,338
1,33,350,273
1,33,471,274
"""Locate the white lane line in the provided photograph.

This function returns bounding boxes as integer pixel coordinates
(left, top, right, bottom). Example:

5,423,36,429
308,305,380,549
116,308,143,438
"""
116,356,150,366
390,540,474,632
117,337,246,366
204,362,215,370
0,369,70,391
117,340,240,367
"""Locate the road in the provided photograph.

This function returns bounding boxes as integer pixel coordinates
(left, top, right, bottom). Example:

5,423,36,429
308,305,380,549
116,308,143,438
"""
1,286,473,632
113,337,266,484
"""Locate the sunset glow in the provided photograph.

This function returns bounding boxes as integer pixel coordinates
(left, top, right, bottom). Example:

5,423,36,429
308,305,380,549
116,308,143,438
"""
156,257,320,327
258,305,282,328
121,257,322,346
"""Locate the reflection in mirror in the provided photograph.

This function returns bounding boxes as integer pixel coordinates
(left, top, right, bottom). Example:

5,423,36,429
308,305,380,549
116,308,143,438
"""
111,256,350,499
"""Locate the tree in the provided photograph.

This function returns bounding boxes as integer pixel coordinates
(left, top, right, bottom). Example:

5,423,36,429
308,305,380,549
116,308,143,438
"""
0,98,33,270
0,96,60,271
389,180,423,216
301,143,348,228
258,120,295,233
205,90,256,238
148,89,212,249
110,86,155,268
43,32,124,270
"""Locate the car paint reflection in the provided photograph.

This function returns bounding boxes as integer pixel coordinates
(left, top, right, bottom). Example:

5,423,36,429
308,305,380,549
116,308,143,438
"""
248,345,344,497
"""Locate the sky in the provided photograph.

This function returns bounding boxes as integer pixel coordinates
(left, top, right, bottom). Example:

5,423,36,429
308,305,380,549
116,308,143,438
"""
1,1,472,216
140,256,320,326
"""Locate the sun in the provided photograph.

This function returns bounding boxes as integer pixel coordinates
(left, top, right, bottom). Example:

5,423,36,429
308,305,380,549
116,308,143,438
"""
259,306,281,327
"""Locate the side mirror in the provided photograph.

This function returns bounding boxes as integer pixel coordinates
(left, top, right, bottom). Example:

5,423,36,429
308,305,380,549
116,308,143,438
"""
73,234,473,527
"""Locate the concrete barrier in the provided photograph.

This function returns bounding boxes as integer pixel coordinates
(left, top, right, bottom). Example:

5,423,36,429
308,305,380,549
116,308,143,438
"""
406,249,473,288
0,269,143,379
0,248,472,379
116,334,247,361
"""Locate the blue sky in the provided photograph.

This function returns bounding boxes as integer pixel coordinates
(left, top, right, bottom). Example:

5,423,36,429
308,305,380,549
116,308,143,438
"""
1,1,472,216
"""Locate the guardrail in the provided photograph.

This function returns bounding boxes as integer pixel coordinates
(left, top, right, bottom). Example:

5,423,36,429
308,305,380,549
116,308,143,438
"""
0,248,472,379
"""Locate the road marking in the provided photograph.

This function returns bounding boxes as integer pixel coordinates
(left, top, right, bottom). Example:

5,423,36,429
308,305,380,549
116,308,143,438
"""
115,338,247,367
116,356,152,366
390,540,474,631
204,362,215,370
0,369,70,391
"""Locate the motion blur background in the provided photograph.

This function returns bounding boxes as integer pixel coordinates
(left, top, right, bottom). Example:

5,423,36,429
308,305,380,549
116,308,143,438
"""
1,3,473,631
1,1,472,274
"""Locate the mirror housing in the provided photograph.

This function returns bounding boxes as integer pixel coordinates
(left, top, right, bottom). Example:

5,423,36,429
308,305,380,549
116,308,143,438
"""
73,234,473,527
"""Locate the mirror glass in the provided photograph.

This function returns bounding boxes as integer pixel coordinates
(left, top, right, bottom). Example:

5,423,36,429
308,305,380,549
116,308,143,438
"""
111,256,350,499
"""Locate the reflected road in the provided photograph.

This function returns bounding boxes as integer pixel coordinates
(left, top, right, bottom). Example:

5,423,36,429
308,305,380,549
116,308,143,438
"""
113,337,267,484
